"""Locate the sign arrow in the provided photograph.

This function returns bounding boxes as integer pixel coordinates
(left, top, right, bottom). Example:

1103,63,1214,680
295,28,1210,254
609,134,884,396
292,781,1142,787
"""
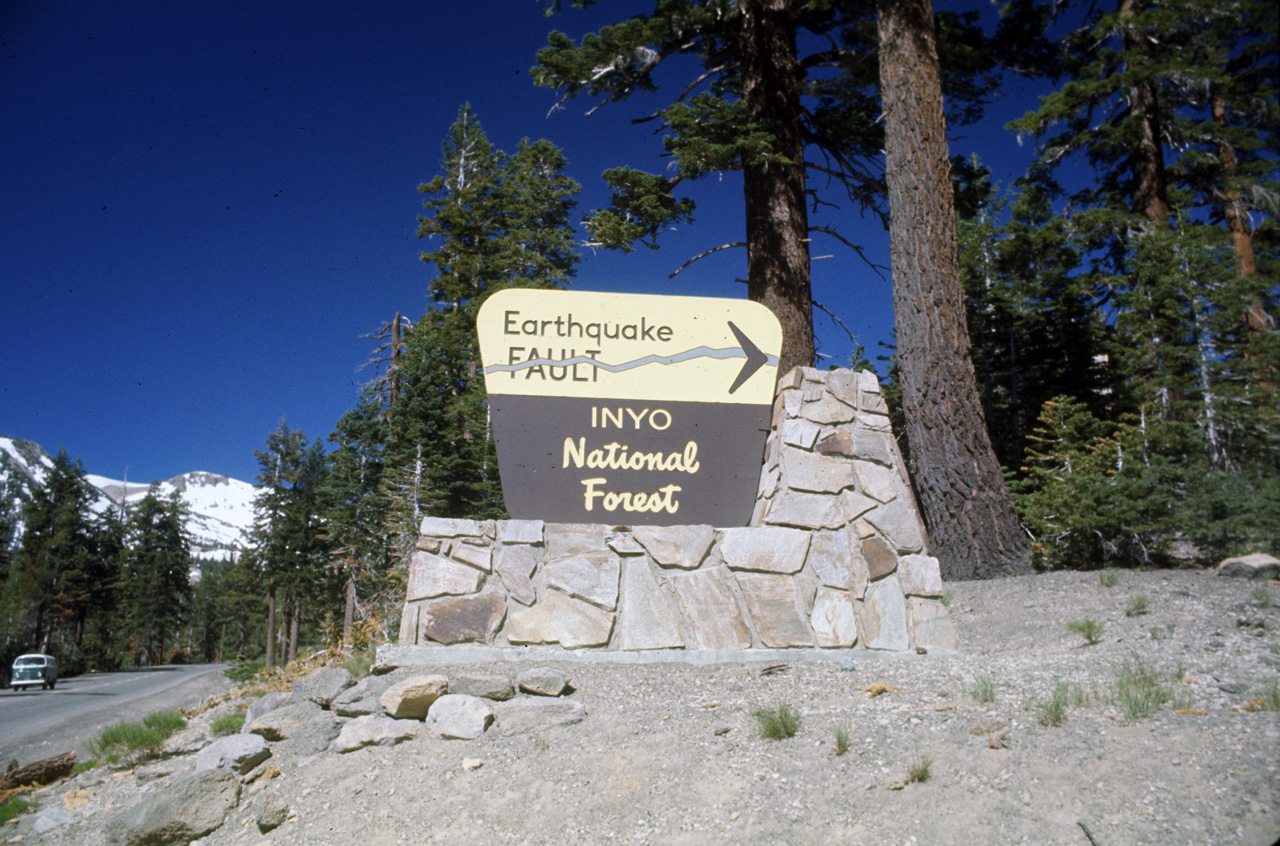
727,321,768,395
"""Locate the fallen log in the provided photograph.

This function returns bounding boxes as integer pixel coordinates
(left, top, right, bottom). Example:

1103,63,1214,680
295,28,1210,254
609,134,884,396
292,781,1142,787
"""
0,750,76,789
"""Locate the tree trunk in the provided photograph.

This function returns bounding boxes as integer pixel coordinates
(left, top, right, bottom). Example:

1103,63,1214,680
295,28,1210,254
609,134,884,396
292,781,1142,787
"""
739,0,813,376
288,597,300,664
876,0,1029,579
343,574,356,643
1120,0,1170,227
265,577,276,669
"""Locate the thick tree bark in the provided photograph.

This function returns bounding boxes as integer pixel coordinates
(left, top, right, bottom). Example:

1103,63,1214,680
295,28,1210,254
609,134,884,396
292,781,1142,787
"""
877,0,1029,578
1119,0,1170,226
265,577,276,669
740,0,814,376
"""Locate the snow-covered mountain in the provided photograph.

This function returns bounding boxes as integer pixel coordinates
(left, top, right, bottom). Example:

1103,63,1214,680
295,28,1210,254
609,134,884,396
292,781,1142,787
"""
1,435,257,556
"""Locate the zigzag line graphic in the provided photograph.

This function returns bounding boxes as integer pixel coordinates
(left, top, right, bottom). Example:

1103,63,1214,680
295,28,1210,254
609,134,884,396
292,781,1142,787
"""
483,345,779,376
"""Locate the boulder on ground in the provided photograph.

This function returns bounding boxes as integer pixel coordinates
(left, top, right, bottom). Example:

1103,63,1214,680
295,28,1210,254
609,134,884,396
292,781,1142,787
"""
380,675,449,719
240,691,296,732
104,768,240,846
452,673,516,701
517,667,570,697
1216,553,1280,581
424,694,495,739
195,733,270,776
247,701,323,742
292,666,356,707
492,699,587,737
331,715,420,753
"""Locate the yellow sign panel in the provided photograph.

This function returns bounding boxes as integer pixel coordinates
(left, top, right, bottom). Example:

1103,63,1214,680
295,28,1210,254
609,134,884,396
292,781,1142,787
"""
477,289,782,405
476,288,783,526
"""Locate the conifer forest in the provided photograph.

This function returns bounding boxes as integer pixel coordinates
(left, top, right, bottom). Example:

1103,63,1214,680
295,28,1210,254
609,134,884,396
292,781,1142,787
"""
2,0,1275,672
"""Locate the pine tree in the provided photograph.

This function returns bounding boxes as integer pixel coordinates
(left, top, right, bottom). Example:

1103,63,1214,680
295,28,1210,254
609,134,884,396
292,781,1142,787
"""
250,421,308,668
326,389,391,642
117,489,192,665
393,106,579,528
533,0,1026,376
877,0,1029,577
7,450,110,660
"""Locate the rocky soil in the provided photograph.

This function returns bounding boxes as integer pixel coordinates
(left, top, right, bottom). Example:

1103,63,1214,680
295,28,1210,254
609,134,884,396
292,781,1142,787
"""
9,568,1280,846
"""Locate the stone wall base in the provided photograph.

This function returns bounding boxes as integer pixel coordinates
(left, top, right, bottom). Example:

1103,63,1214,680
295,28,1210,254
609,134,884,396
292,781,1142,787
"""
396,368,959,656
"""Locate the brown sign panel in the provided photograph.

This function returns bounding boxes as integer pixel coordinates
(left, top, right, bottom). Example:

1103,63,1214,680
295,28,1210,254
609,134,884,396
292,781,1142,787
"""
477,289,782,526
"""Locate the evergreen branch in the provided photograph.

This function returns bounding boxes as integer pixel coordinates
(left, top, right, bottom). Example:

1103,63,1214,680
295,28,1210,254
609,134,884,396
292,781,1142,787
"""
666,242,746,278
809,225,887,277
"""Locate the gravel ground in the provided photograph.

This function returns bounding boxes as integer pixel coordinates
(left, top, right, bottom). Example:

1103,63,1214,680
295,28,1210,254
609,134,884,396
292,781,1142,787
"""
13,568,1280,846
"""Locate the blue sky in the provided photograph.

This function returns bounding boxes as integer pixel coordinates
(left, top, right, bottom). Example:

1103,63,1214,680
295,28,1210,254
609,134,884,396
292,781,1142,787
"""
1,0,1043,485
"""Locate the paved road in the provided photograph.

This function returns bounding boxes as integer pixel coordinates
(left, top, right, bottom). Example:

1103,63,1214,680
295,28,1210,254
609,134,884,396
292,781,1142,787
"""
0,663,233,767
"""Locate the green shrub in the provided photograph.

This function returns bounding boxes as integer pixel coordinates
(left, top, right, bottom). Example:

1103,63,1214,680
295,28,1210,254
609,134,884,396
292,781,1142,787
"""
1125,595,1151,617
834,724,851,756
1099,568,1120,588
970,674,995,703
0,797,36,826
1113,656,1173,721
1251,588,1274,609
906,756,932,783
342,649,375,679
753,702,800,740
1257,677,1280,712
1038,682,1071,726
92,710,186,762
1067,618,1104,645
210,711,246,736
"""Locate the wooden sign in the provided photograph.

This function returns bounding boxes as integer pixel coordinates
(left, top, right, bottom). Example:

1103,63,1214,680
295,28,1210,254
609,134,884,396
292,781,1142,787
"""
477,288,782,526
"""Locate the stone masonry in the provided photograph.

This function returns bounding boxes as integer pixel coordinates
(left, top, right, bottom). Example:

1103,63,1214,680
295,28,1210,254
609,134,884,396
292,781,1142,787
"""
397,367,957,654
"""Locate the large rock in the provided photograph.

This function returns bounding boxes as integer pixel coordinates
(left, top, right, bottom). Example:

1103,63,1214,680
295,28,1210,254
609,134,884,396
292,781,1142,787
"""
615,556,685,650
494,544,538,606
424,694,495,739
331,715,421,753
545,523,607,559
380,675,449,719
861,576,909,651
760,492,849,530
908,597,959,653
1217,552,1280,581
292,666,355,708
331,675,395,718
240,691,295,732
898,554,943,597
253,791,289,834
506,589,615,648
735,572,813,647
105,768,240,846
492,699,588,737
407,550,484,600
247,701,323,742
783,448,854,494
721,526,810,574
668,568,751,650
806,529,869,595
452,674,516,701
862,536,898,580
632,525,715,569
545,551,621,610
853,460,897,503
517,667,571,697
865,498,925,553
194,733,270,776
275,710,341,757
422,593,506,644
419,517,487,537
810,587,858,648
450,542,493,572
498,519,544,544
